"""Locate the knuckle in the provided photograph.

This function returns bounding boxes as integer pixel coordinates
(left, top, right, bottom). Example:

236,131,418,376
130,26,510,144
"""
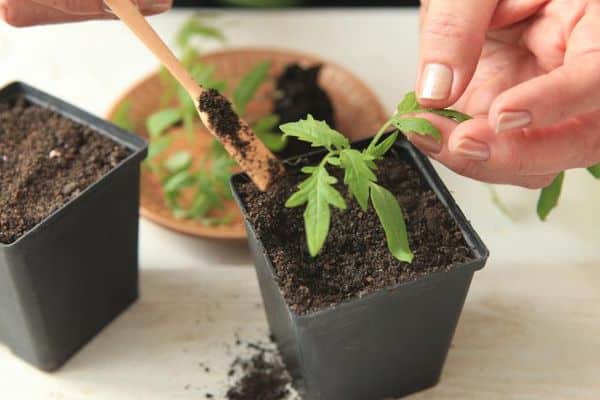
453,160,479,178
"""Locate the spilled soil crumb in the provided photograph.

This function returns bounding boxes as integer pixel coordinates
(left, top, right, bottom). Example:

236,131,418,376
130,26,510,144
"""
226,340,298,400
236,150,473,315
0,97,129,244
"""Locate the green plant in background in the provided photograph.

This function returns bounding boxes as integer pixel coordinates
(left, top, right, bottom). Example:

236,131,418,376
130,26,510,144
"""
282,92,470,262
112,15,285,226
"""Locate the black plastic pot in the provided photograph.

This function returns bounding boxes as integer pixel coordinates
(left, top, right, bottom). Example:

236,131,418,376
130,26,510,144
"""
231,135,489,400
0,82,147,371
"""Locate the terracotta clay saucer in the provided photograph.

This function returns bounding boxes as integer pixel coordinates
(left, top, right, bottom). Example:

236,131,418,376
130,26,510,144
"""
106,47,388,239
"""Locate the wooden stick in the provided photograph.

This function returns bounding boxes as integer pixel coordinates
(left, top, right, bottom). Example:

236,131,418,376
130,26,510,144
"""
103,0,284,191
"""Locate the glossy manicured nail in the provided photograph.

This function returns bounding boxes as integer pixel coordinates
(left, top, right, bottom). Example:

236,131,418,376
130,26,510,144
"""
496,111,532,133
419,63,453,100
407,133,442,154
453,138,490,161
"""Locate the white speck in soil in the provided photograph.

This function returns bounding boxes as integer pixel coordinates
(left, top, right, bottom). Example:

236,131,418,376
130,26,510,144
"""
62,182,78,195
49,149,62,159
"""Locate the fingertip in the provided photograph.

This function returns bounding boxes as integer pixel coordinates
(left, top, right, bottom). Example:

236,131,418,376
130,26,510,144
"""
447,117,494,152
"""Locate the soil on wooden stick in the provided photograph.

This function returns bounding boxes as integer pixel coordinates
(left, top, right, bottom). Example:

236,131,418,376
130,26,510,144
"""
198,89,249,155
237,151,473,315
0,97,129,244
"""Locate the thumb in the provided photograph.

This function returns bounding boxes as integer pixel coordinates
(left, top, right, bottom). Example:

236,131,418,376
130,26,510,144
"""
31,0,172,15
2,0,171,26
417,0,498,108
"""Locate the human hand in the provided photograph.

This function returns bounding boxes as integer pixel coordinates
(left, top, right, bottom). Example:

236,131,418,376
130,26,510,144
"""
0,0,172,27
410,0,600,189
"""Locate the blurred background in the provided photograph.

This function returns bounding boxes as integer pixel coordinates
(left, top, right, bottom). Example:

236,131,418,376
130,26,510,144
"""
173,1,420,6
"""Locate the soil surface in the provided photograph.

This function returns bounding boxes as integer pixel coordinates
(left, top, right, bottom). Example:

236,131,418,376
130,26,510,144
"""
274,64,335,158
226,342,296,400
237,150,473,315
0,97,129,244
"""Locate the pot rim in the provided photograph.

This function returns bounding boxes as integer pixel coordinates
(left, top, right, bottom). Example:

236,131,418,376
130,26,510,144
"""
230,133,490,318
0,81,147,249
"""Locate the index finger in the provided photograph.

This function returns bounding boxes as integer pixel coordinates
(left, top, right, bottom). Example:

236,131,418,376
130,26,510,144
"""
417,0,498,108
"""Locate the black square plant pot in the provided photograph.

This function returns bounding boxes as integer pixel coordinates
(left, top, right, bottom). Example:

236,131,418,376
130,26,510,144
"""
231,135,489,400
0,82,147,371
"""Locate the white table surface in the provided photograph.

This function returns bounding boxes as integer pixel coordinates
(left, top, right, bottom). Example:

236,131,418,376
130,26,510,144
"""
1,8,599,400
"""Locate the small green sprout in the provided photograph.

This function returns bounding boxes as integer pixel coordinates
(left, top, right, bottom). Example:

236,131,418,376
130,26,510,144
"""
282,92,471,262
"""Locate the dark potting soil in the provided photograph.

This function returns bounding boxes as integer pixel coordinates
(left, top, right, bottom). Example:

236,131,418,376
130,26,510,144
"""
0,97,129,244
237,151,473,315
226,342,296,400
274,64,336,159
198,89,248,152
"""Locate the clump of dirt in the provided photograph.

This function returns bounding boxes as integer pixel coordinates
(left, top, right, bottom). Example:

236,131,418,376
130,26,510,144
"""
236,151,473,315
226,341,298,400
198,89,248,152
274,64,335,158
275,64,335,127
0,97,129,244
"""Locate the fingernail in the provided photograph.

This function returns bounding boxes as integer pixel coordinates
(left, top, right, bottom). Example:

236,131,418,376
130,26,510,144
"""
419,63,453,100
496,111,531,133
407,133,442,154
453,138,490,161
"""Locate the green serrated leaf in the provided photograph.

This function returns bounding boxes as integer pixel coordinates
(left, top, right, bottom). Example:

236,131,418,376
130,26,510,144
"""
280,115,350,151
340,149,377,211
587,163,600,178
304,168,346,256
370,183,414,263
163,170,197,193
176,18,225,49
327,157,340,166
537,172,565,221
425,108,472,123
366,132,398,160
111,100,135,131
397,91,420,115
391,117,441,141
146,108,182,138
164,151,193,174
301,166,317,173
286,166,346,256
234,61,271,115
147,135,173,160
